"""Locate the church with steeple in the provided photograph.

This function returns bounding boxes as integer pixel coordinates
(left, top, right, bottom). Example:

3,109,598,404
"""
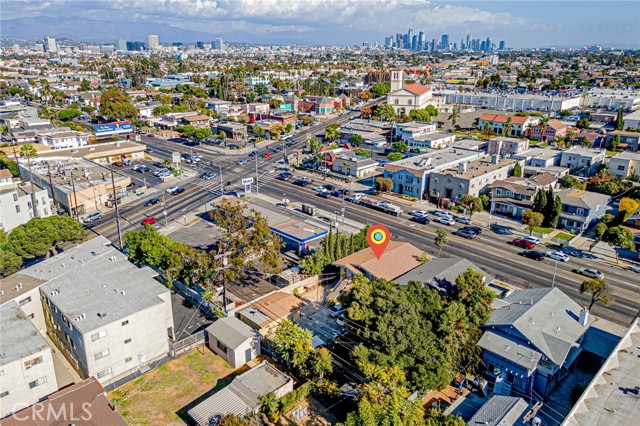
386,68,437,115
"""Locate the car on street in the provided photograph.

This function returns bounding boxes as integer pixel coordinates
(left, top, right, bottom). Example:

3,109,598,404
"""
512,238,536,249
262,152,271,158
546,251,570,262
313,186,327,193
277,172,292,181
114,161,124,167
435,216,455,225
83,212,102,223
454,229,477,239
323,184,336,191
522,236,540,245
336,314,346,327
147,133,155,137
200,172,216,180
172,187,185,195
248,151,257,157
410,210,428,218
462,226,483,235
141,217,158,225
340,189,351,196
573,268,604,279
166,186,180,194
331,190,348,197
317,191,332,199
519,250,545,261
329,303,345,317
294,178,312,187
434,211,454,219
237,159,246,165
144,198,160,207
410,216,430,225
455,216,472,225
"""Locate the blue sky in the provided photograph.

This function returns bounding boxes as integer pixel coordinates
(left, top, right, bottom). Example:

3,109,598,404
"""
1,0,638,47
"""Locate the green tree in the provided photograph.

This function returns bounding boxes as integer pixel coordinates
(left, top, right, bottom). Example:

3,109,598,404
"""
435,228,448,258
460,195,483,218
324,127,341,142
608,135,621,151
194,127,212,140
0,244,23,277
99,87,138,121
503,116,513,136
538,117,550,141
57,108,81,121
306,347,333,379
512,162,522,177
0,152,19,177
615,109,624,131
371,82,391,96
522,210,544,235
375,177,394,192
559,175,585,189
259,392,278,417
273,320,312,367
409,108,431,122
576,117,590,129
9,216,86,259
425,105,438,118
448,108,460,127
354,149,371,157
373,104,396,121
307,138,322,154
349,134,363,146
580,278,613,312
176,124,197,137
153,105,171,116
254,84,269,96
81,105,96,114
602,226,636,263
391,141,408,153
218,414,247,426
79,79,91,92
425,410,467,426
209,199,283,282
387,152,403,162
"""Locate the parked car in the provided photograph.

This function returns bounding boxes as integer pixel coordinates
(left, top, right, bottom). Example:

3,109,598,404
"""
331,190,347,197
435,216,455,225
152,162,164,168
144,198,160,207
277,172,292,181
546,251,570,262
114,161,124,167
573,268,604,279
323,184,336,191
410,210,428,218
262,152,271,158
83,212,102,223
512,238,536,249
410,216,430,225
519,250,545,261
336,314,346,327
329,303,345,318
434,211,454,219
172,187,185,195
154,168,170,176
141,217,158,226
147,133,155,137
135,166,151,173
455,216,472,225
454,229,477,239
294,178,312,187
237,159,246,165
166,186,180,194
522,236,540,245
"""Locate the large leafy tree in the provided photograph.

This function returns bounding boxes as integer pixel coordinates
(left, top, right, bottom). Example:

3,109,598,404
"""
617,198,639,223
9,216,86,259
99,87,138,121
460,195,483,218
580,278,613,312
209,199,283,282
0,244,23,277
409,108,432,122
371,82,391,96
373,104,396,121
522,210,544,235
601,225,636,263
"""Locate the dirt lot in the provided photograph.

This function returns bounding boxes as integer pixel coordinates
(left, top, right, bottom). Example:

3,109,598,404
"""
277,396,339,426
108,347,238,426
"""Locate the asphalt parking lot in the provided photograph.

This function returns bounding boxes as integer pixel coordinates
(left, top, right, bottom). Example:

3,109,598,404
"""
115,159,173,188
171,291,214,339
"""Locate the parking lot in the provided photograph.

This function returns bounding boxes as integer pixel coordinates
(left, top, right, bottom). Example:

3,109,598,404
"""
297,285,344,346
114,159,175,189
171,292,214,339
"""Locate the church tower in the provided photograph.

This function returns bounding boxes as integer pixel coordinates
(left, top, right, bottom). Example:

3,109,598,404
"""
390,68,404,92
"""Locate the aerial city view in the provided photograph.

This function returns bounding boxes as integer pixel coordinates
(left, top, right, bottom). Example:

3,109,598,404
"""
0,0,639,425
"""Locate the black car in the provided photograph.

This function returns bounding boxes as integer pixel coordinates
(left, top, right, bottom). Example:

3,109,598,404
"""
317,191,332,199
323,184,336,191
294,178,312,187
277,172,292,181
411,216,430,224
152,162,164,168
144,198,161,206
519,250,545,261
172,187,185,195
463,225,483,234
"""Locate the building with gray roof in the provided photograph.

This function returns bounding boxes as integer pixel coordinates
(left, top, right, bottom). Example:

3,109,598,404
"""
559,147,606,176
2,235,174,386
478,287,593,398
557,188,610,232
205,317,260,367
0,301,58,417
467,395,530,426
394,257,493,296
188,361,293,426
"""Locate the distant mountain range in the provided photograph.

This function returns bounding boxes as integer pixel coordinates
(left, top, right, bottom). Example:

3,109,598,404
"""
0,16,257,44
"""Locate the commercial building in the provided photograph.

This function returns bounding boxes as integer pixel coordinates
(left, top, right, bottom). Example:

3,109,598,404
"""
37,140,147,165
609,151,640,179
429,155,519,201
44,36,57,53
559,147,606,176
583,89,640,111
443,90,581,112
0,169,53,232
383,148,482,199
395,121,438,141
512,148,561,168
329,151,378,178
0,302,58,418
19,157,131,220
37,129,90,150
333,241,425,282
557,189,610,232
147,34,159,50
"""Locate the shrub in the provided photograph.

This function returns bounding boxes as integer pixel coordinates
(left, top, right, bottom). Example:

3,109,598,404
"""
278,382,312,414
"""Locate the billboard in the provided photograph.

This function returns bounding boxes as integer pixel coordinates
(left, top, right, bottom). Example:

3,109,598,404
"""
93,121,133,137
279,103,292,111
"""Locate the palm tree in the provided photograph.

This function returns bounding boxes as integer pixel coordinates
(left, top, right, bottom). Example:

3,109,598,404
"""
259,393,278,415
503,117,513,137
162,157,171,168
448,108,460,128
539,117,550,142
483,122,493,139
20,144,39,218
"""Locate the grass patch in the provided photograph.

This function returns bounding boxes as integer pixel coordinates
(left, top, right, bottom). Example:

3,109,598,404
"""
555,232,574,241
532,226,554,235
606,150,621,156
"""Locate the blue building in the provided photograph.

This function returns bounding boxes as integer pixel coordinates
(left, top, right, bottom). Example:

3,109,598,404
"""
478,288,593,399
557,188,610,232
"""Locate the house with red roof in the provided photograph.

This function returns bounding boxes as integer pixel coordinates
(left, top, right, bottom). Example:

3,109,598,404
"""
477,114,540,137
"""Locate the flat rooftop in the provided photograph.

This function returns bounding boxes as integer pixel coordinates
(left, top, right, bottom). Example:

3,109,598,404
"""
15,235,168,334
0,301,51,366
435,157,517,179
385,148,482,173
37,141,146,159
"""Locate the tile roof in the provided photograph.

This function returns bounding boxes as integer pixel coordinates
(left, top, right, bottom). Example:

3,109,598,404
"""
0,169,13,178
479,114,529,125
333,241,424,281
397,82,431,96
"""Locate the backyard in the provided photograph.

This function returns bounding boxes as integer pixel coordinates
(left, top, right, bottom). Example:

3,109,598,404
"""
108,348,238,426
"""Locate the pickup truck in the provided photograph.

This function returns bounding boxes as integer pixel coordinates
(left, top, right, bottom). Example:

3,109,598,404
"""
345,193,364,203
357,197,403,216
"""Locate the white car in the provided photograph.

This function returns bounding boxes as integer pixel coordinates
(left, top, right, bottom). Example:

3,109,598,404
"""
546,251,570,262
336,314,346,327
522,236,540,245
410,210,428,217
434,211,453,219
435,217,455,225
166,186,179,194
455,216,472,225
313,186,327,193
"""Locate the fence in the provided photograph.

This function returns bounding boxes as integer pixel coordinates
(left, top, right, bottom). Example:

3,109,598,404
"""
171,330,206,358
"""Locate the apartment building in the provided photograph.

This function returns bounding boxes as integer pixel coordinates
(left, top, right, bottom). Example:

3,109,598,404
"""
478,114,540,137
408,132,456,149
609,151,640,179
487,136,530,157
559,147,606,176
37,129,90,150
0,169,53,233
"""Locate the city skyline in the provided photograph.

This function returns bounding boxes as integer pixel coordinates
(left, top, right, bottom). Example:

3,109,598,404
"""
0,0,638,48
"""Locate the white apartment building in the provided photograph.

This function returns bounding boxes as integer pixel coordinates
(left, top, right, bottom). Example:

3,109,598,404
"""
37,129,90,150
396,121,438,141
609,151,640,179
409,132,456,149
244,76,270,86
0,302,58,418
0,169,53,233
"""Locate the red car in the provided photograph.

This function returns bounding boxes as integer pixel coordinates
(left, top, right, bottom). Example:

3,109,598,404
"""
141,217,158,226
114,161,124,167
262,152,271,158
147,133,155,137
512,238,536,249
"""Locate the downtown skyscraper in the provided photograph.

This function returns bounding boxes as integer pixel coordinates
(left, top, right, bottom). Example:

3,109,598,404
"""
383,29,505,52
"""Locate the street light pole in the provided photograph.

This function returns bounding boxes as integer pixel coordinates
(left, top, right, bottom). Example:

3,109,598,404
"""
255,153,259,194
109,164,123,249
551,258,559,288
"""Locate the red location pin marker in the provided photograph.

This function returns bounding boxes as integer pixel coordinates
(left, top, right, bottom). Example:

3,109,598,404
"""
366,224,391,260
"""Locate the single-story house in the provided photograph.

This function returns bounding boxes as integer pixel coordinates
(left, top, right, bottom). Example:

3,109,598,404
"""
205,317,260,368
333,241,425,282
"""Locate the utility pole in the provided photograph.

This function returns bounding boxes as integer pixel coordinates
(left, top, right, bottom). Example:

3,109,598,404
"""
109,164,123,249
70,174,80,222
46,162,58,212
255,153,259,194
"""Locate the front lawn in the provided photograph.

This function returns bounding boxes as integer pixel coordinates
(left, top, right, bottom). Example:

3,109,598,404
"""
532,226,554,235
109,348,236,426
555,232,575,242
